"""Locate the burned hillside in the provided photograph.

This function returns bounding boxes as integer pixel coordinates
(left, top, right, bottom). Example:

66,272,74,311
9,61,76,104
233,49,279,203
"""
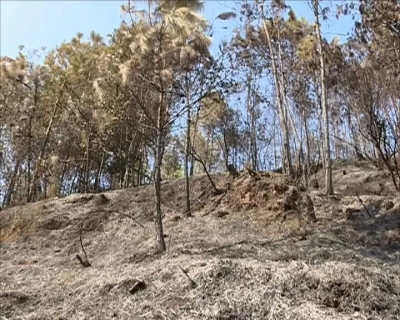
1,0,399,318
1,160,400,320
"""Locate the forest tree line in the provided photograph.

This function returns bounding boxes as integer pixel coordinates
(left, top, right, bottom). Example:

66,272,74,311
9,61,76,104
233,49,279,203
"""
0,0,399,250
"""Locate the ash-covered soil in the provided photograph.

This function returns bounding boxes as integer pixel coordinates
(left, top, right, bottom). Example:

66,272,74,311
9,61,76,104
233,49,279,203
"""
1,160,400,320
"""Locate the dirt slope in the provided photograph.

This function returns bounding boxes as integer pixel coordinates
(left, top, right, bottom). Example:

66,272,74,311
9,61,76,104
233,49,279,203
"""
1,160,400,320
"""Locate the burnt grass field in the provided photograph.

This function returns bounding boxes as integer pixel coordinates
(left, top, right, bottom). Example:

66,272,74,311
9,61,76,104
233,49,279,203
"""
1,160,400,320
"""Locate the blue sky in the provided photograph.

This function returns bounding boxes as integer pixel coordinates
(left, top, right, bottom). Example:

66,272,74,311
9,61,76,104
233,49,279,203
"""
1,0,355,59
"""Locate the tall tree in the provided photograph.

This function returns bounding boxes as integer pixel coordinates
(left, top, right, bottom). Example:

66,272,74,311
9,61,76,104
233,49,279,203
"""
255,0,293,175
119,0,212,251
312,0,334,195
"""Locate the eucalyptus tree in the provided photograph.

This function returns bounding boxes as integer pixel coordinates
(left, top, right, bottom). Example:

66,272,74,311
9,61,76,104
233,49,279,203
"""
226,16,267,171
251,0,294,175
310,0,334,195
231,2,315,176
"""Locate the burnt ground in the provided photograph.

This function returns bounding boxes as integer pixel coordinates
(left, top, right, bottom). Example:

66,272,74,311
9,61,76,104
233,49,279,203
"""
0,160,400,320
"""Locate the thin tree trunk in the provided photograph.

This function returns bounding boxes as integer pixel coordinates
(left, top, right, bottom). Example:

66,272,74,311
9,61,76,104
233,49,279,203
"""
257,1,293,175
28,101,60,202
26,83,40,201
304,111,311,187
3,160,20,207
313,0,333,195
184,80,191,216
26,113,33,202
85,127,91,193
205,129,210,173
209,130,214,173
273,112,278,169
137,149,143,186
94,152,105,192
59,158,68,197
276,25,301,174
77,165,86,193
347,107,361,158
333,118,340,159
69,168,79,194
154,94,166,252
246,74,258,170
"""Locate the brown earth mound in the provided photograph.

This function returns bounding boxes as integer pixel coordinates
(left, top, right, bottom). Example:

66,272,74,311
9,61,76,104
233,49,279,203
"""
0,171,317,244
196,171,317,236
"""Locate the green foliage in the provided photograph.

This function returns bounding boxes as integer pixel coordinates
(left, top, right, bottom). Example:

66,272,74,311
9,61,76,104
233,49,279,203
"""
162,149,183,180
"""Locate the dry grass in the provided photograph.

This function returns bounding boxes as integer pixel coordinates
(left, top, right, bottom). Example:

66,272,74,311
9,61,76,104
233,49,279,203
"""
1,160,400,319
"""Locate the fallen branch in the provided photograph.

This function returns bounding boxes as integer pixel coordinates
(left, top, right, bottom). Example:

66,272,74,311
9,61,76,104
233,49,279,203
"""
356,191,372,217
189,146,220,194
179,265,196,288
129,279,146,294
116,211,146,229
